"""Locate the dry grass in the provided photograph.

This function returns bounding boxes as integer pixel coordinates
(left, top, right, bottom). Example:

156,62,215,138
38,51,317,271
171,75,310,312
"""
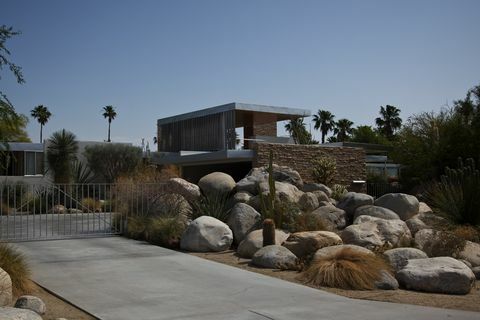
81,197,101,212
452,225,480,243
0,243,33,296
298,248,391,290
290,211,328,233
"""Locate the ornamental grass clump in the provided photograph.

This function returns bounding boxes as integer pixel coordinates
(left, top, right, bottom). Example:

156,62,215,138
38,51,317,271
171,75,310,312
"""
0,243,32,295
190,192,232,223
311,157,336,186
298,247,391,290
425,158,480,226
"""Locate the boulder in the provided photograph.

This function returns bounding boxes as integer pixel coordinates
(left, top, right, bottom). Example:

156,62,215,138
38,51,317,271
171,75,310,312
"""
15,296,46,315
405,217,428,236
270,165,303,189
232,191,252,204
0,268,12,307
459,259,472,268
303,183,332,197
312,190,329,203
283,231,342,259
237,229,290,258
180,216,233,252
52,204,65,214
313,244,374,260
336,192,374,222
67,208,83,214
0,307,42,320
227,203,261,244
396,257,476,294
375,270,399,290
418,202,433,214
472,266,480,280
198,172,236,197
298,192,319,212
458,241,480,267
374,193,419,221
310,206,346,230
236,165,303,194
414,229,466,258
166,178,201,202
258,181,304,204
353,205,400,221
247,195,261,212
383,247,428,272
416,212,448,227
341,216,412,250
251,245,298,270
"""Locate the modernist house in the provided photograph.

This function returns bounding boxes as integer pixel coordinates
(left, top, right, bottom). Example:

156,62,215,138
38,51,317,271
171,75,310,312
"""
0,142,46,184
153,102,310,181
153,102,367,187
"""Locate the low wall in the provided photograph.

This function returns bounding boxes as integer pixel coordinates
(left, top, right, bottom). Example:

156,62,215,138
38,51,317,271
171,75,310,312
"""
252,143,366,188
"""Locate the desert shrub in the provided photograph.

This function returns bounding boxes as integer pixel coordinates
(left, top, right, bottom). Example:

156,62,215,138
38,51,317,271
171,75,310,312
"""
0,182,28,207
331,184,348,201
0,202,12,215
288,211,327,233
298,247,391,290
427,231,466,257
311,157,336,186
190,192,231,223
425,158,480,225
146,216,186,249
452,225,480,243
81,198,101,212
0,243,32,295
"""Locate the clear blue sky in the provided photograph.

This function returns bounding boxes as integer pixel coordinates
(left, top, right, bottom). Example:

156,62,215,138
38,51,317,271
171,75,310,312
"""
2,0,479,146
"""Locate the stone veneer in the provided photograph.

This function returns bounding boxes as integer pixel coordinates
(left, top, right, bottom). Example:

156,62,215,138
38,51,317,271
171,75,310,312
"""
253,142,366,188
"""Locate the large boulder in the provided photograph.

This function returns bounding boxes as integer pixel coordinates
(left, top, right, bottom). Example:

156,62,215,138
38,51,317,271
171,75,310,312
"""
0,268,12,307
258,181,304,204
180,216,233,252
472,266,480,280
302,183,332,197
418,202,433,214
227,203,261,244
310,206,346,230
237,229,290,258
336,192,374,222
14,296,46,315
298,192,320,212
341,216,412,250
311,190,330,203
235,165,303,194
396,257,476,294
405,216,428,236
353,205,400,221
283,231,342,259
383,247,428,272
313,244,374,260
198,172,236,197
251,245,298,270
166,178,201,202
374,193,419,221
0,307,43,320
458,241,480,267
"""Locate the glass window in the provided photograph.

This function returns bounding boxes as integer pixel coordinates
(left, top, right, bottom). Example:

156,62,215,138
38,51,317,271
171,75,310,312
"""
25,152,36,175
35,152,44,175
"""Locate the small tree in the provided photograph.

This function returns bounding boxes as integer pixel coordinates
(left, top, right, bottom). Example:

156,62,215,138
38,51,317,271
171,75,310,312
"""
46,129,78,184
84,144,142,183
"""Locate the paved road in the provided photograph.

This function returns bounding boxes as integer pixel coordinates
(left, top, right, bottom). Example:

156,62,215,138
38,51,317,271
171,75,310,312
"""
1,212,118,241
14,237,479,320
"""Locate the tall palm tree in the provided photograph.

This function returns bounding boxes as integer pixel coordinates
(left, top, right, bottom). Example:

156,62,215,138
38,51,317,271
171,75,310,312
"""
375,105,402,140
285,118,317,144
102,105,117,142
334,118,354,142
312,110,335,143
46,129,78,184
30,105,52,142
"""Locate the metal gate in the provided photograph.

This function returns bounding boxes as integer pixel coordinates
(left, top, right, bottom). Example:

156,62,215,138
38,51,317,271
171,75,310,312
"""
0,183,161,242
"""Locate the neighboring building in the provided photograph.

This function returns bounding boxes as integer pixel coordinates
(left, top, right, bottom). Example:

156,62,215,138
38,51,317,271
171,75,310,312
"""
0,142,46,184
153,102,367,187
323,142,401,181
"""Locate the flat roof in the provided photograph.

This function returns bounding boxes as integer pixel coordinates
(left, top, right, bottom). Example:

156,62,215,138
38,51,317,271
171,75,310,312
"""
157,102,311,125
4,142,44,152
151,149,254,166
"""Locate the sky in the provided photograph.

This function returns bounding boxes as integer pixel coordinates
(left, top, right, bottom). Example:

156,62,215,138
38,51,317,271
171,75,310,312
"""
1,0,480,147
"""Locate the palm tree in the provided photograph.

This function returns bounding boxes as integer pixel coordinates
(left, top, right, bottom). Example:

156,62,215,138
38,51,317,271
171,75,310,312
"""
102,105,117,142
285,118,317,144
334,118,354,142
46,129,78,184
375,105,402,140
312,110,335,144
30,105,52,142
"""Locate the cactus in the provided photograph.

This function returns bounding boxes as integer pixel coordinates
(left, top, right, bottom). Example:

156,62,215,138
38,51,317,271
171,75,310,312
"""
260,150,282,226
426,157,480,225
262,218,276,246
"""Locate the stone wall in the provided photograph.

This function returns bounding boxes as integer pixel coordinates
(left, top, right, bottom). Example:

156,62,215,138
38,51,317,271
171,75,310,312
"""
253,143,366,188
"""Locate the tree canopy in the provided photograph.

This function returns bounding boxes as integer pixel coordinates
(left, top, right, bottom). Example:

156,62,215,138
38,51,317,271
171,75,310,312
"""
285,118,318,144
375,105,402,140
312,110,335,144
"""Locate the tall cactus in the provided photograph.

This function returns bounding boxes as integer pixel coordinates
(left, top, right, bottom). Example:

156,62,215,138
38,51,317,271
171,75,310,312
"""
260,150,281,225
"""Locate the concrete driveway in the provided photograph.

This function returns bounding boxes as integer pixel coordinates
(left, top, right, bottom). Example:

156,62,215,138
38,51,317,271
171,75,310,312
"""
14,237,479,320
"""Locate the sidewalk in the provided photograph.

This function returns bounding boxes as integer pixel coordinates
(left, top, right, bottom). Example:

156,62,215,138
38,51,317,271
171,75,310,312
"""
14,237,479,320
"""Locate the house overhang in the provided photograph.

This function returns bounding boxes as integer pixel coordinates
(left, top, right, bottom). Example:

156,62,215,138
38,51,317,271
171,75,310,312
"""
151,149,254,167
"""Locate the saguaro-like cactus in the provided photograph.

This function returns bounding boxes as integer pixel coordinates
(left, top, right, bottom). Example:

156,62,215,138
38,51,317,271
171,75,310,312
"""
263,218,276,246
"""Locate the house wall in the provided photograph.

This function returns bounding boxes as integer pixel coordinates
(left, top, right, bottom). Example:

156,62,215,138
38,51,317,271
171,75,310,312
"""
253,143,366,188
